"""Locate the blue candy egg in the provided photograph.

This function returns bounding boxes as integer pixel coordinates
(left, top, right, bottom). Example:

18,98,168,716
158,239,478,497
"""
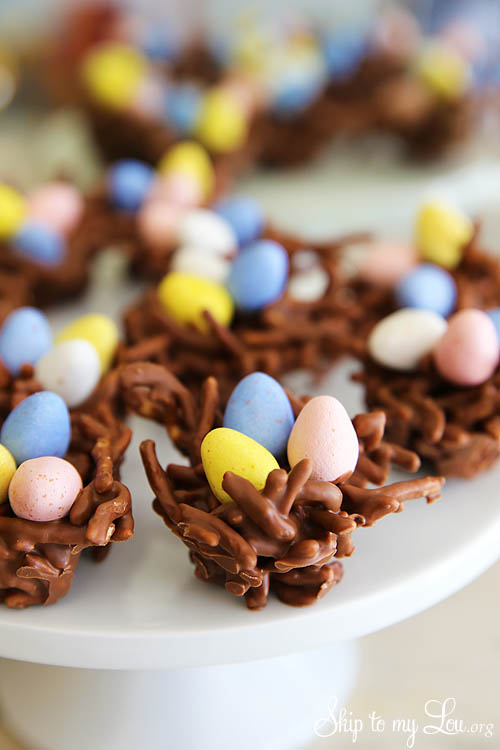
223,372,295,457
13,221,65,265
227,239,289,312
0,391,71,465
395,263,457,317
165,83,202,134
273,75,324,116
108,160,155,212
322,29,367,79
487,308,500,343
215,195,264,247
141,27,179,62
0,307,52,375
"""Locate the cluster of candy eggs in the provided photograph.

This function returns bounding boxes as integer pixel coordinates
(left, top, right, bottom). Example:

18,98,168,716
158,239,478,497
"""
200,371,359,504
0,309,119,524
0,181,84,265
105,144,294,329
365,201,500,386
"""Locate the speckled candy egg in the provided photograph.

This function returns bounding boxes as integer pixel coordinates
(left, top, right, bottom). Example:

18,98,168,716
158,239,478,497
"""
215,195,264,247
395,263,457,317
368,308,448,371
433,309,499,386
201,427,279,504
157,271,234,332
287,395,359,482
35,339,101,408
9,456,82,522
13,220,65,265
177,208,237,256
137,199,183,250
223,372,295,457
0,444,16,502
357,241,417,287
0,391,71,465
28,182,84,236
108,159,155,212
227,239,289,312
171,245,230,283
0,307,52,375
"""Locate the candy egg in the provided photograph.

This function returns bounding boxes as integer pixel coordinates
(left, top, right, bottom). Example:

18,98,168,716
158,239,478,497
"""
13,220,65,265
322,29,366,78
287,395,359,482
357,241,417,287
108,159,155,212
201,427,279,504
170,245,230,283
368,308,448,371
486,308,500,343
0,183,26,239
395,263,457,317
165,82,203,134
1,392,71,465
0,444,16,502
223,372,295,458
227,239,289,312
151,172,202,209
414,43,469,100
9,457,82,522
0,307,52,375
35,339,101,408
81,42,147,109
157,272,233,332
177,208,237,256
416,202,473,269
56,314,119,374
137,199,182,250
196,89,248,153
157,141,214,201
433,309,499,386
215,195,264,247
28,182,84,236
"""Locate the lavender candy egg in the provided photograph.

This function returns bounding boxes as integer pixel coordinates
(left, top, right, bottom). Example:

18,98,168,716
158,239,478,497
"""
0,307,52,375
223,372,295,458
287,395,359,482
0,391,71,465
227,239,289,312
9,456,82,522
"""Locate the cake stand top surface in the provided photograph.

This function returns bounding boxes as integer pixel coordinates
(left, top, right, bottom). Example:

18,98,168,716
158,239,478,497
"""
1,154,500,670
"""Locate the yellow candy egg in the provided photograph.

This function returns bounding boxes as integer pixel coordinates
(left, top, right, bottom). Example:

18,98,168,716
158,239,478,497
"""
157,272,234,333
416,202,473,269
56,314,119,374
0,183,26,240
414,44,468,100
201,427,280,504
195,89,248,153
157,141,214,201
81,43,147,109
0,443,16,502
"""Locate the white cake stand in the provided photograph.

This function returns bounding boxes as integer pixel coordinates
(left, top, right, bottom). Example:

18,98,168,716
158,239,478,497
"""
2,154,500,750
1,357,499,750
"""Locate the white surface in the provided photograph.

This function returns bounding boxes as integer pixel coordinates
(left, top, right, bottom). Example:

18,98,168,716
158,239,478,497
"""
0,641,359,750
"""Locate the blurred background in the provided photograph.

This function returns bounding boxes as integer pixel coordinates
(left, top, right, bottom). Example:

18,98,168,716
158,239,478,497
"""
0,1,499,748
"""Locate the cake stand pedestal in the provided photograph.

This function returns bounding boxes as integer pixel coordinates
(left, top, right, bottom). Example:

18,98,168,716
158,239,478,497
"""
1,410,500,750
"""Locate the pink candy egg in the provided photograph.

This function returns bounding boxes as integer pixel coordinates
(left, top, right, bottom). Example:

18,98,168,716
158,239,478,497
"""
358,241,418,287
9,456,83,522
137,199,183,249
28,182,84,236
433,309,500,386
287,395,359,482
149,172,203,209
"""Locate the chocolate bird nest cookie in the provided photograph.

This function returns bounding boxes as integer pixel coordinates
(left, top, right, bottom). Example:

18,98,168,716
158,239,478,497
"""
116,361,443,610
0,364,133,609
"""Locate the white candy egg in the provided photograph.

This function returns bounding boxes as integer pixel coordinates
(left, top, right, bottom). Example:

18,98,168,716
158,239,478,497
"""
368,308,447,371
35,338,101,408
287,265,329,302
177,208,237,256
170,245,231,283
